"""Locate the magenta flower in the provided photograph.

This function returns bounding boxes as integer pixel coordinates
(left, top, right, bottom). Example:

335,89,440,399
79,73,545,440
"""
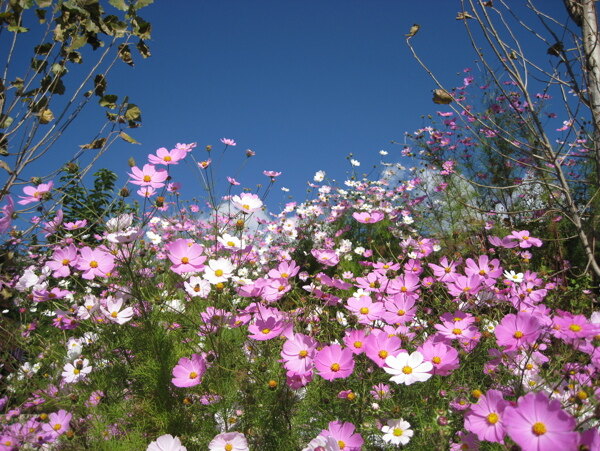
75,246,115,280
248,314,285,340
506,230,543,248
495,312,541,351
148,147,186,165
464,255,503,279
464,389,509,443
503,392,578,451
166,238,206,274
281,333,317,374
128,164,168,188
0,196,14,234
45,245,79,278
314,344,355,381
18,181,53,205
311,249,340,267
383,294,416,325
41,409,72,438
417,340,459,376
220,138,237,147
446,274,484,297
364,329,402,367
346,295,384,324
343,328,369,355
321,421,364,451
352,211,384,224
171,354,207,388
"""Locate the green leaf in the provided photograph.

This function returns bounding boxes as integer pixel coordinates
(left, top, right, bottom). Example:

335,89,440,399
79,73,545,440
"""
94,74,106,96
124,104,141,121
80,137,106,149
7,25,29,33
0,160,11,174
99,94,118,108
132,16,151,39
34,42,52,54
35,8,46,23
35,0,53,7
70,34,88,50
136,39,151,58
51,63,67,75
134,0,154,10
118,44,134,66
119,131,140,144
0,115,13,129
108,0,128,11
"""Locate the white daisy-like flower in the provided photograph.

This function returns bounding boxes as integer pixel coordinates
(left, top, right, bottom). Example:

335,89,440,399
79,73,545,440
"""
381,418,414,446
379,149,389,155
350,159,361,167
313,170,326,182
503,270,524,283
384,351,433,385
147,434,187,451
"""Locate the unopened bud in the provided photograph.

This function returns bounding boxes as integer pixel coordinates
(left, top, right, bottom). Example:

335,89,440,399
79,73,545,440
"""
128,157,136,167
119,187,130,197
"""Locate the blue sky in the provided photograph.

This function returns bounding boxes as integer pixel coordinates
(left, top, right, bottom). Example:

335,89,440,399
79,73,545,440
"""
7,0,570,213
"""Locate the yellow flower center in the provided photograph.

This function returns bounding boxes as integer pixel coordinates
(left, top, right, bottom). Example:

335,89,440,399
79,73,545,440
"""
242,204,250,210
227,241,235,247
462,286,471,292
261,328,271,335
360,307,369,314
225,444,233,451
215,269,224,277
514,330,524,338
378,350,388,359
89,260,98,268
338,440,346,449
330,363,341,372
61,258,70,265
393,428,404,436
479,270,486,275
569,324,582,332
486,412,499,424
401,286,408,292
353,341,363,349
52,423,62,431
110,311,118,318
346,392,356,400
73,369,80,375
298,350,308,358
402,365,413,374
452,328,463,335
143,175,151,182
164,155,172,162
532,422,546,436
189,372,198,379
432,356,441,364
181,257,189,264
397,309,406,316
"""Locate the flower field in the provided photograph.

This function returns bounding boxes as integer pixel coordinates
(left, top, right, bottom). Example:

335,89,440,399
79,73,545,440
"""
0,140,598,451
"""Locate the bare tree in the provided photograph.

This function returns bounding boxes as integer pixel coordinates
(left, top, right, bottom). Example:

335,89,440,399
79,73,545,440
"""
407,0,600,281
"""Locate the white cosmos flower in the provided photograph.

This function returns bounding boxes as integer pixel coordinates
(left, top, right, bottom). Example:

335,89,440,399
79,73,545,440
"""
350,159,361,167
503,270,524,283
381,418,413,446
203,258,234,284
302,434,340,451
384,351,433,385
313,170,326,182
62,358,92,383
147,434,187,451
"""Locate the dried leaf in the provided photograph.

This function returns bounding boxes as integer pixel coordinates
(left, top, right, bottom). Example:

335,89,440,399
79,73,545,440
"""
432,89,453,105
119,131,140,144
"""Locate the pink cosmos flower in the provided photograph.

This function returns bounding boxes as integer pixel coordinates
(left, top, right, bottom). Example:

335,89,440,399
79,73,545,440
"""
208,432,248,451
464,255,502,279
281,333,317,374
388,273,420,294
488,235,519,249
311,249,340,267
506,230,543,248
552,313,596,342
314,344,355,381
464,389,509,443
101,296,134,324
18,181,53,205
321,421,364,451
166,238,206,274
45,245,79,278
0,196,14,234
383,294,417,325
495,312,541,351
352,211,384,224
128,164,168,188
428,256,459,281
75,246,115,279
263,170,282,178
231,193,263,213
364,329,402,367
147,434,187,451
343,329,369,355
446,274,484,297
148,147,186,165
220,138,237,147
247,314,285,340
346,295,384,324
503,392,578,451
41,409,71,438
171,354,207,388
227,176,240,185
417,340,459,376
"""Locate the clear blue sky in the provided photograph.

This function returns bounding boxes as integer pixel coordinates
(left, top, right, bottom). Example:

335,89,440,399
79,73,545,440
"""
9,0,570,213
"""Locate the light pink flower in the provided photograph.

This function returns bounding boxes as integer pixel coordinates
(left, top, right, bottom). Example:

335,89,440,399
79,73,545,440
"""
171,354,207,388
